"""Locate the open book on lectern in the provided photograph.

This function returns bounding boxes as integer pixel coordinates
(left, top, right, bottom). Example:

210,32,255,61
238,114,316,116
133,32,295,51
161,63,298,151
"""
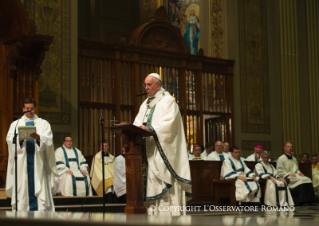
18,126,36,141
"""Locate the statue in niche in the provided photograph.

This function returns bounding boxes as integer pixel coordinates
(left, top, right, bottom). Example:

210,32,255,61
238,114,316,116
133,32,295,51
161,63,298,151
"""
184,5,200,55
168,0,200,55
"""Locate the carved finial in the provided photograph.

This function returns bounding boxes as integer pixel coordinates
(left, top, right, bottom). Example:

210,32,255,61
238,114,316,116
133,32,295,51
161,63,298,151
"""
197,48,204,56
28,19,37,35
152,6,169,22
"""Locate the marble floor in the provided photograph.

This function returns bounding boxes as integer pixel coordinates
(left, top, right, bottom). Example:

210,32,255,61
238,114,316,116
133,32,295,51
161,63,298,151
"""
1,206,319,226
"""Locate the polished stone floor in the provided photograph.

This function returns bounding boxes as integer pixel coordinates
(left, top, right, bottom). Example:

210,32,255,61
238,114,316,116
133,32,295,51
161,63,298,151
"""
1,206,319,226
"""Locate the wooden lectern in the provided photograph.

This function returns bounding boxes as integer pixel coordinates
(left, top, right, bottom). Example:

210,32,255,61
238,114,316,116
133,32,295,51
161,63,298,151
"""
109,124,154,214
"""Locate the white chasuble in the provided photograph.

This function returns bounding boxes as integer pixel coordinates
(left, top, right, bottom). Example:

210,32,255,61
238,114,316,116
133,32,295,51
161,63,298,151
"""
90,151,114,196
207,151,226,161
276,154,312,189
221,157,260,202
312,165,319,195
255,162,294,207
6,115,57,211
113,155,126,197
55,146,92,196
223,152,231,159
133,88,192,216
245,154,261,162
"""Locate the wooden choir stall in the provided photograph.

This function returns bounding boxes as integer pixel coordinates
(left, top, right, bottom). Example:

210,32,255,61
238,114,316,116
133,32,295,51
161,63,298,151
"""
189,160,313,206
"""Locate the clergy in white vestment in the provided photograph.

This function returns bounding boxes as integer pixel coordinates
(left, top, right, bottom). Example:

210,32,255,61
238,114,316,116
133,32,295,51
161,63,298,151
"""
55,136,92,197
245,145,263,162
189,144,205,160
276,141,315,205
133,73,192,216
90,141,114,202
113,147,126,203
200,142,213,158
311,156,319,196
221,146,260,203
6,98,57,211
254,151,294,207
207,141,226,161
223,141,231,158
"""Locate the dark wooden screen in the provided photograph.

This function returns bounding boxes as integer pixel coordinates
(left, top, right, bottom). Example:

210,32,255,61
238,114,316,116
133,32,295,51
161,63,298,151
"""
205,116,231,145
78,7,234,156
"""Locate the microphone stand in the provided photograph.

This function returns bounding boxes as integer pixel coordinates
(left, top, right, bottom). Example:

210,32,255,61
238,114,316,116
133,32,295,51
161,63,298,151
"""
99,113,106,213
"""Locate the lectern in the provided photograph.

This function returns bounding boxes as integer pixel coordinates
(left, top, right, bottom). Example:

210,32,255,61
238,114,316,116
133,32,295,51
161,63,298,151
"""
109,124,154,214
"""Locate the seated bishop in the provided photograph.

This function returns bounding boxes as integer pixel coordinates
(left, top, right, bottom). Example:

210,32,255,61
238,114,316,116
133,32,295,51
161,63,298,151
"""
55,136,92,196
90,141,114,202
245,145,263,162
254,151,294,207
276,141,315,205
207,141,226,161
221,146,260,203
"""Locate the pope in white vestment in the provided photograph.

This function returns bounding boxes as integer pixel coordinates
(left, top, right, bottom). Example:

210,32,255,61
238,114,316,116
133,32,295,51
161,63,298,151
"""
254,151,294,207
6,99,57,211
221,146,260,202
55,136,92,197
133,73,192,216
276,142,315,205
90,142,114,197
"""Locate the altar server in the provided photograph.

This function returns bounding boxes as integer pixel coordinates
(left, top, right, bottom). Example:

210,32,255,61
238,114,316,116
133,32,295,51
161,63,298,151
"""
55,136,92,196
276,141,315,205
255,151,294,207
113,147,126,203
91,141,114,202
221,146,260,203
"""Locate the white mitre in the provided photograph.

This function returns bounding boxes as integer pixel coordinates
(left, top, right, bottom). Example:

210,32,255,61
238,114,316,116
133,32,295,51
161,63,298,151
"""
148,73,162,82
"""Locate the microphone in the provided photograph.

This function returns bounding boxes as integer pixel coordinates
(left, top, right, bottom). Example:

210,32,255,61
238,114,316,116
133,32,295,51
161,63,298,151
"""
99,111,104,125
99,92,147,126
23,110,32,114
134,92,147,97
116,92,147,105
